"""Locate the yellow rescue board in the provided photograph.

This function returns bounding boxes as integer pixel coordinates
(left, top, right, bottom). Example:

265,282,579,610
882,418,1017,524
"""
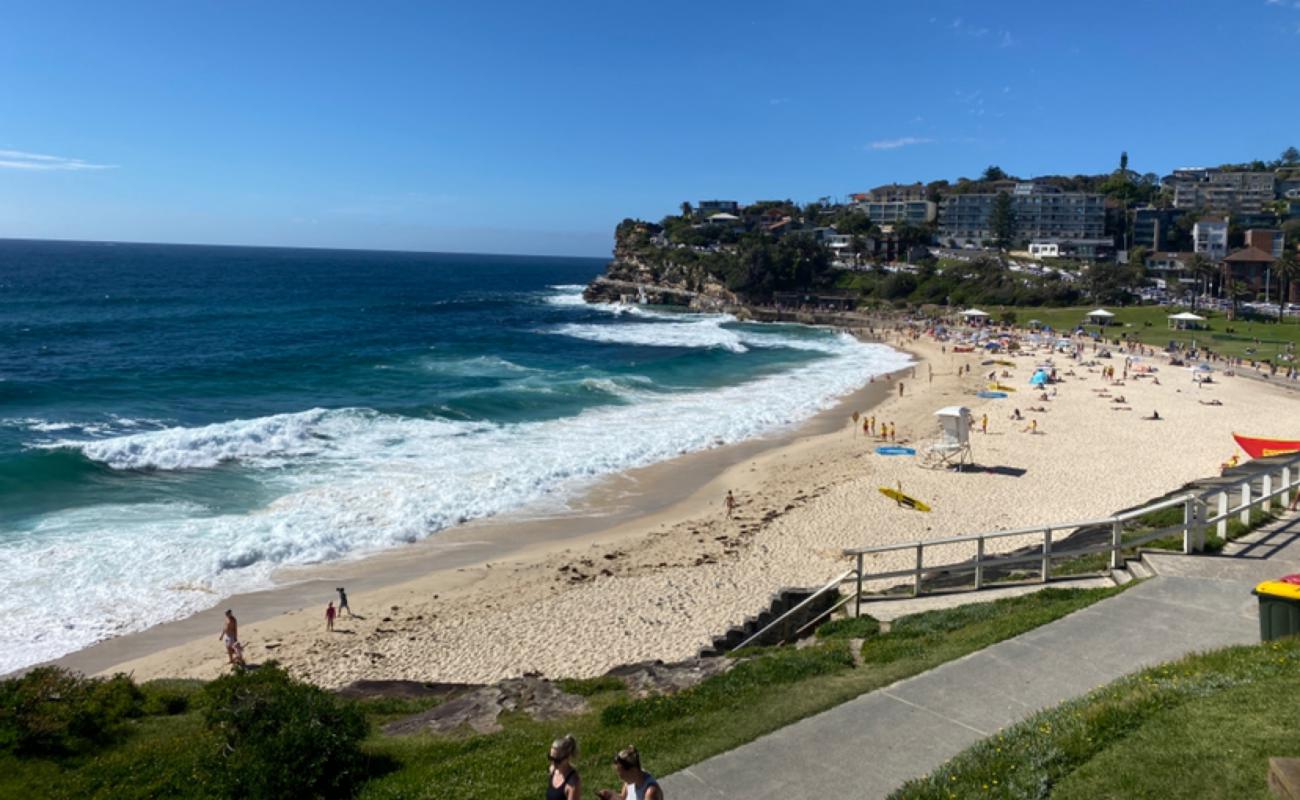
994,360,1014,366
879,487,932,512
987,383,1017,392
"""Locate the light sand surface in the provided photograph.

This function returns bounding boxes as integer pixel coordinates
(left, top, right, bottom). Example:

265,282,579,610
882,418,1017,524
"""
75,333,1300,687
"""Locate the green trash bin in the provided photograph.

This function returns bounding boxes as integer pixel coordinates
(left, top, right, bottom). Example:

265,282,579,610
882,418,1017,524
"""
1253,578,1300,641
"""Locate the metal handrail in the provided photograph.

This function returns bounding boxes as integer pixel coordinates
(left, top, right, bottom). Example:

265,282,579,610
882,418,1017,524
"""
731,569,855,652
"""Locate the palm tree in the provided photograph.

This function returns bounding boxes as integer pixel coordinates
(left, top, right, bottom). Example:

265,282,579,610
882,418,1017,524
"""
680,201,693,221
1227,278,1252,321
1276,250,1300,318
1186,254,1215,310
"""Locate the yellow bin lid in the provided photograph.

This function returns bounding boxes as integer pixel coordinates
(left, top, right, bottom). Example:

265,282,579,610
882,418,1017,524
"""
1254,580,1300,600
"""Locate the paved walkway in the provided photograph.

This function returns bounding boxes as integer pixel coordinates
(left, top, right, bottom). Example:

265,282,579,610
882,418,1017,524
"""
662,513,1300,799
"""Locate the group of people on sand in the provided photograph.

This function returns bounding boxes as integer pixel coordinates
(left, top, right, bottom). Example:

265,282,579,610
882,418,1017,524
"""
548,736,662,800
851,411,896,442
219,586,357,668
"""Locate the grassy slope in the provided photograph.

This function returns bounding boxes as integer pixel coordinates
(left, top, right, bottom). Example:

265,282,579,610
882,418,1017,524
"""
1,587,1125,799
891,637,1300,800
989,304,1300,363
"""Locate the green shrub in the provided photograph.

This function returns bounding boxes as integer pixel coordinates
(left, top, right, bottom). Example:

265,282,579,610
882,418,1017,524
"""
140,680,202,717
201,663,368,799
816,615,881,640
0,667,143,756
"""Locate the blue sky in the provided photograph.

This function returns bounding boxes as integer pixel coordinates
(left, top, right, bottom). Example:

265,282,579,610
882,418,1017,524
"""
2,1,1299,257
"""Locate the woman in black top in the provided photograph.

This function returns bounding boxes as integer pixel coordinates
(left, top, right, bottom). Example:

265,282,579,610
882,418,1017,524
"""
547,734,582,800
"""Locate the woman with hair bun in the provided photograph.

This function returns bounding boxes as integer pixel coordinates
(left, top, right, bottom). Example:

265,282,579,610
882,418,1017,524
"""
547,734,582,800
596,745,662,800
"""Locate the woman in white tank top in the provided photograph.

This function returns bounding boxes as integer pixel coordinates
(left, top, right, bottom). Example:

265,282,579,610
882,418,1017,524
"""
596,745,662,800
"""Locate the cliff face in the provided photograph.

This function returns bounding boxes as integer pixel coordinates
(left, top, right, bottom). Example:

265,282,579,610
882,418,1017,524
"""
582,223,740,311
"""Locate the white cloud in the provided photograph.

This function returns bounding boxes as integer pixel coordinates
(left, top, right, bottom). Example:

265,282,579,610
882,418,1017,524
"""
0,149,116,171
867,137,934,151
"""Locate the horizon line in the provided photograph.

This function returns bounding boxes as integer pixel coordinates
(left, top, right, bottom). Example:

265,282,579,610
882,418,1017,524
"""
0,235,611,262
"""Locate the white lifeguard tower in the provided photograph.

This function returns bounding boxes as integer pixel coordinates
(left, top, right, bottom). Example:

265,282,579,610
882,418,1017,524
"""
924,405,973,471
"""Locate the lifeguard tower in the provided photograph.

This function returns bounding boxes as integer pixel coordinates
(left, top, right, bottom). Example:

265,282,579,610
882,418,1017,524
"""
924,406,973,471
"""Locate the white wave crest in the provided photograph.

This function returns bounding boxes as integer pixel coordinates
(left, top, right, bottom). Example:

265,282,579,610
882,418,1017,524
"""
1,328,912,672
550,315,749,352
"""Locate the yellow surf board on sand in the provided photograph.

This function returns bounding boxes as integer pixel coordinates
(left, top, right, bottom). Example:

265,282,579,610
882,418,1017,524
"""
879,487,932,512
994,360,1014,367
987,383,1017,392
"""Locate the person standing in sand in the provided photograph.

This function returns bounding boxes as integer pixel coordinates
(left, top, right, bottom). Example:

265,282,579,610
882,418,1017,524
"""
898,381,904,398
219,609,243,667
337,586,352,617
724,490,737,519
326,600,336,632
981,413,988,434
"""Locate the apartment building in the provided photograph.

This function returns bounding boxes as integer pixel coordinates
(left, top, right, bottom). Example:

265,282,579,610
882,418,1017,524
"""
852,182,928,203
697,200,740,216
1167,169,1275,215
939,182,1106,246
851,199,937,225
1132,206,1181,250
1192,217,1229,260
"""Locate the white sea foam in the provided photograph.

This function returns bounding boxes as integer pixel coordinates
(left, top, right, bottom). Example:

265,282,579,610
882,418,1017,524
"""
551,315,750,352
1,320,911,672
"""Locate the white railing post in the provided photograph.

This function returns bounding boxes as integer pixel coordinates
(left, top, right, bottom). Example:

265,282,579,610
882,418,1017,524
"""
1185,496,1201,554
1262,473,1273,513
1110,518,1124,570
913,544,923,596
1283,466,1293,508
1217,491,1229,539
1041,528,1052,583
974,537,985,590
855,554,863,618
1241,482,1252,527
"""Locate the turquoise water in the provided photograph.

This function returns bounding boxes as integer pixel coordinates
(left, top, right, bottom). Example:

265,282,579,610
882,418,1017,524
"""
0,239,910,671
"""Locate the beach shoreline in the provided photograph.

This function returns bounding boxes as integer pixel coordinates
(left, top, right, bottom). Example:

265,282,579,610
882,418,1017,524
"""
54,329,1300,689
52,330,910,679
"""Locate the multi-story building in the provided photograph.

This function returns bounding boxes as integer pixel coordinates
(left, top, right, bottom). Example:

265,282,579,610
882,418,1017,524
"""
1166,169,1275,215
1192,217,1229,261
939,182,1106,249
1223,229,1282,296
852,199,937,225
852,182,928,203
1132,206,1182,250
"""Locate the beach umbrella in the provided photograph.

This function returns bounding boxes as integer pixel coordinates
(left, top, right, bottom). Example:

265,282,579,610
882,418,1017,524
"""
1029,370,1049,386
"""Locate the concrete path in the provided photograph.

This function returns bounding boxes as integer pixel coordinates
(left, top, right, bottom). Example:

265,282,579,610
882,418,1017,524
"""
662,514,1300,799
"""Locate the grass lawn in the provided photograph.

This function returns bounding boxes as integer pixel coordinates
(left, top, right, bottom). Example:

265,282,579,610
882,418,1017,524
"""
986,304,1300,364
890,637,1300,800
2,586,1125,800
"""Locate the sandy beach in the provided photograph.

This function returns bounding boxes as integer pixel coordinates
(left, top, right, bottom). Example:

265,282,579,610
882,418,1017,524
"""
59,330,1300,688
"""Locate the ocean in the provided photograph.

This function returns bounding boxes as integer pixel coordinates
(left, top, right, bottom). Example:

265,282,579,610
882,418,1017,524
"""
0,239,910,673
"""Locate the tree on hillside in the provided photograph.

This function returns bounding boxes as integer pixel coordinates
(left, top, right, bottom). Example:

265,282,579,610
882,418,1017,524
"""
680,201,693,220
1282,146,1299,166
1120,151,1129,173
1276,249,1300,314
989,191,1016,249
1186,253,1215,310
981,165,1008,182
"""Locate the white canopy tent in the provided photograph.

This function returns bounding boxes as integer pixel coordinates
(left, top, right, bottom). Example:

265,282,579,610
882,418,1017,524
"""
958,309,991,326
1167,311,1206,330
1084,308,1115,326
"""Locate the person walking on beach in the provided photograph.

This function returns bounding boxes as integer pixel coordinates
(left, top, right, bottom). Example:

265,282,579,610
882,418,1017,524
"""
219,609,244,668
862,416,869,437
336,587,351,617
325,600,336,632
981,413,988,434
548,734,582,800
898,381,904,398
598,746,662,800
724,490,737,519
